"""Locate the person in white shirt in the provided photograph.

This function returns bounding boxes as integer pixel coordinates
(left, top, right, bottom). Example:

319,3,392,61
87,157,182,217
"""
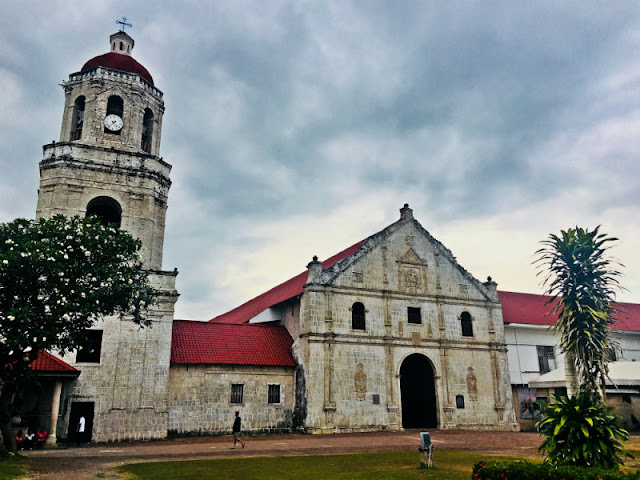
76,416,86,445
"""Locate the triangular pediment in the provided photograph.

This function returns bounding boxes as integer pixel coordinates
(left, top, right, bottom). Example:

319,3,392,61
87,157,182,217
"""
317,215,494,302
398,247,424,265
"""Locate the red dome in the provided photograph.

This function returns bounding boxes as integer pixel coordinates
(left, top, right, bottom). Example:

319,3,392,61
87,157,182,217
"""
82,52,154,85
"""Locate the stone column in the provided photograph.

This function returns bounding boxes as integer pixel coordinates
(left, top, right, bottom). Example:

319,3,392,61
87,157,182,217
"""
46,380,62,446
439,344,454,424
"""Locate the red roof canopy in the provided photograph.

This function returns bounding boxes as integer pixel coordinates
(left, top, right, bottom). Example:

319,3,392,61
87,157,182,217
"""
210,240,364,324
82,52,154,85
171,321,296,367
499,290,640,332
29,351,78,374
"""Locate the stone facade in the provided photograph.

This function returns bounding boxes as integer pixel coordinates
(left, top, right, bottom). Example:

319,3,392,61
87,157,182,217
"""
287,205,518,432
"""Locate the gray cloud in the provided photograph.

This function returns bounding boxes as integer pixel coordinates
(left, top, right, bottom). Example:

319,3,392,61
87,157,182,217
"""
1,1,639,317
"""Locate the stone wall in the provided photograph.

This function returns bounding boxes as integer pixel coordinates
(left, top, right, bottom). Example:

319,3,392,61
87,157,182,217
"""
293,211,518,433
55,273,178,442
167,364,295,435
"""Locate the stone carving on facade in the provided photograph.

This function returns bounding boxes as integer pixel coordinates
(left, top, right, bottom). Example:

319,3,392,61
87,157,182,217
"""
404,268,421,289
405,235,415,246
352,271,363,283
458,284,468,297
355,363,367,401
397,248,427,294
466,367,478,401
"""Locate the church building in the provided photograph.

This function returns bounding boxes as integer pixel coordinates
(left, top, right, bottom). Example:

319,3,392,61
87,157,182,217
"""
25,31,639,443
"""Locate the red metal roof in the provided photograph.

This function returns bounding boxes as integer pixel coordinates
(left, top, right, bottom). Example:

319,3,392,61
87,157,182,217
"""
171,321,296,367
82,52,154,85
29,351,78,373
210,240,365,324
499,290,640,332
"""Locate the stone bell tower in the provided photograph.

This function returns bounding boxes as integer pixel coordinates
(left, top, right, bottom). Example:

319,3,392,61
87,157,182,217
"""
36,28,178,442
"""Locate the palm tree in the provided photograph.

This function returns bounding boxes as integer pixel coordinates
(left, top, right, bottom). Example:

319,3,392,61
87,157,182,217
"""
535,226,622,395
535,226,630,468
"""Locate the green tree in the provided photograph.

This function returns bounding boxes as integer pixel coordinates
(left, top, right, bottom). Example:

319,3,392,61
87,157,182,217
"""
535,226,629,467
535,226,622,394
0,215,157,452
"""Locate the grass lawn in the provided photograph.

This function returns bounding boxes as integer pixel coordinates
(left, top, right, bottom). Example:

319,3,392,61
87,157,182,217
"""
0,457,28,480
119,450,520,480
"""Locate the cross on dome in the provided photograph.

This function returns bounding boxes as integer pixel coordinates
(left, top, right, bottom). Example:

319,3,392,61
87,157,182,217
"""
116,17,132,32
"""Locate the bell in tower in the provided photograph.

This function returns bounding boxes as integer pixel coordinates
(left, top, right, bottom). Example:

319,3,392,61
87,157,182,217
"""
37,28,170,270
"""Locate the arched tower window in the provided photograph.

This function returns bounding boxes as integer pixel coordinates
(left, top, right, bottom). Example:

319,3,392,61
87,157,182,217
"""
460,311,473,337
70,96,85,141
141,108,154,153
352,302,366,330
86,196,122,228
105,96,124,135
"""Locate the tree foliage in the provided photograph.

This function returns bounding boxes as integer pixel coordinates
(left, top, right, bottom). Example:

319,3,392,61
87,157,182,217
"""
535,226,622,393
538,391,630,468
535,226,629,468
0,215,157,450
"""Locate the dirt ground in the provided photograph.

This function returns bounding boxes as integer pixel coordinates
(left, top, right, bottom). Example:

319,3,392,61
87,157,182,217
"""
15,429,615,480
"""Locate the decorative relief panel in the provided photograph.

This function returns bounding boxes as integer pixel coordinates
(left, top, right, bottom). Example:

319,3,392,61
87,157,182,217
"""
352,271,363,283
355,363,367,401
466,367,478,401
404,268,421,289
397,248,428,294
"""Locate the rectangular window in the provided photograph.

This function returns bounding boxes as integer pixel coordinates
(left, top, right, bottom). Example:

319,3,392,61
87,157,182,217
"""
230,384,244,404
268,384,281,404
536,346,556,374
407,307,421,324
75,330,103,363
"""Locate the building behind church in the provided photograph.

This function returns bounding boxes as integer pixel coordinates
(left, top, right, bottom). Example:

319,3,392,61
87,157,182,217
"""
22,31,639,444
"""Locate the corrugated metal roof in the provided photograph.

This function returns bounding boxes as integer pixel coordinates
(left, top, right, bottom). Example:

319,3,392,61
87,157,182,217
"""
499,290,640,332
210,240,364,324
171,320,296,367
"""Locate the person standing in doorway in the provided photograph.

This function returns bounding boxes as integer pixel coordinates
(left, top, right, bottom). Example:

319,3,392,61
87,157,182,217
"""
77,416,85,445
231,411,245,449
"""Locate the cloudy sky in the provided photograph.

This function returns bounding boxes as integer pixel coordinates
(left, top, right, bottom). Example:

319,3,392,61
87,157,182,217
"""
1,1,639,319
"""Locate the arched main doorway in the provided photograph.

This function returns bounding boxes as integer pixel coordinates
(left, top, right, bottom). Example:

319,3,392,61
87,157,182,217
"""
400,353,437,428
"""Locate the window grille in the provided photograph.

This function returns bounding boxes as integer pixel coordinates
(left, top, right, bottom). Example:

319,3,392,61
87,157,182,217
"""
268,384,280,404
230,384,244,404
407,307,421,324
536,346,556,374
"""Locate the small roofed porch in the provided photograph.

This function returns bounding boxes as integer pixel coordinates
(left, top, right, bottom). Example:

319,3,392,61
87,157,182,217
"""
12,352,80,446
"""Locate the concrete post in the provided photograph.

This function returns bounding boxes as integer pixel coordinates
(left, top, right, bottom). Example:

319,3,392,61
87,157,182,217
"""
46,380,62,446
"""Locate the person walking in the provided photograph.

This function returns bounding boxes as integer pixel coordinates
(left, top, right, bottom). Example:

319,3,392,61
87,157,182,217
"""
231,411,245,449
